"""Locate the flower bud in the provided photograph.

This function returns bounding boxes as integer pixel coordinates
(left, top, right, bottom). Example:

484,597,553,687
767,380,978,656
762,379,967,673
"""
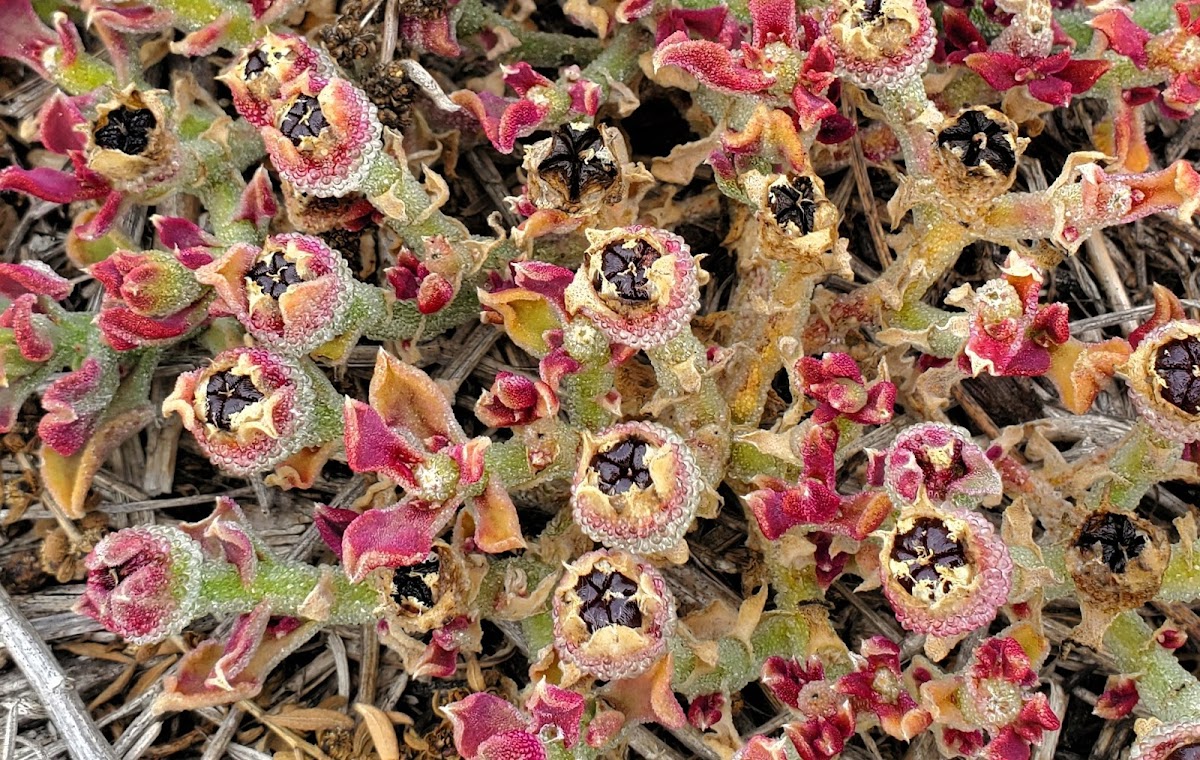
523,121,626,215
197,233,363,355
94,250,206,317
933,107,1026,203
952,253,1071,379
261,74,382,198
837,636,931,740
475,372,559,428
552,549,675,680
921,636,1060,757
91,249,211,351
222,33,333,128
798,352,896,426
1124,320,1200,443
571,421,701,553
825,0,936,89
74,526,203,644
86,87,180,194
564,225,700,350
1067,508,1168,614
163,347,317,476
880,500,1012,638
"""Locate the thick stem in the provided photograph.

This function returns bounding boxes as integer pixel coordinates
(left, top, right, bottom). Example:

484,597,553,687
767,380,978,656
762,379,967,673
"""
484,426,581,490
723,260,816,428
198,561,381,625
647,329,731,486
365,283,482,341
454,0,604,67
1082,420,1183,511
814,217,973,351
1104,611,1200,723
363,151,470,250
557,319,618,431
874,76,937,177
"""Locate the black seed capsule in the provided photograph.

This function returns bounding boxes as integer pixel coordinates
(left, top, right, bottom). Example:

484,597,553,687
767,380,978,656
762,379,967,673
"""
574,567,643,633
244,48,269,79
890,517,968,597
1074,511,1147,575
204,371,265,431
280,95,329,146
590,437,653,496
536,123,619,206
247,252,303,299
768,176,820,235
937,109,1018,176
94,107,157,155
596,239,657,302
1154,336,1200,415
392,556,440,612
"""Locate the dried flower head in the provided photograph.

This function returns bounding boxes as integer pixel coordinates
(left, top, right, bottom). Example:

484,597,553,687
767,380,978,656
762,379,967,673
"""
1124,320,1200,443
881,500,1012,638
523,122,626,215
825,0,936,89
552,549,675,680
564,225,701,349
163,347,315,476
747,171,840,262
74,526,203,644
1067,508,1169,613
879,422,1001,509
571,421,701,553
86,87,180,194
376,541,469,636
197,234,362,355
260,74,382,198
933,107,1026,201
222,32,332,128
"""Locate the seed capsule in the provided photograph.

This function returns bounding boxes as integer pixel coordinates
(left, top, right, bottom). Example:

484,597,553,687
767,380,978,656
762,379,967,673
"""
571,421,702,553
526,121,623,214
564,226,700,350
1124,320,1200,442
551,549,676,680
1067,508,1167,613
880,499,1012,638
932,107,1025,202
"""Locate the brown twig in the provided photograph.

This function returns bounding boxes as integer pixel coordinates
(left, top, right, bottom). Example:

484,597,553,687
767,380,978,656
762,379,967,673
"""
843,95,892,267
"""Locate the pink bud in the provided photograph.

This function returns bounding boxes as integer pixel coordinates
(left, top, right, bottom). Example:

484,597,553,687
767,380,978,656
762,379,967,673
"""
74,526,203,644
475,372,558,428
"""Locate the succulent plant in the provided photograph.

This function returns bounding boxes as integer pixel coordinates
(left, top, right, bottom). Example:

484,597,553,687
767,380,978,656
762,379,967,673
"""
0,0,1197,757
